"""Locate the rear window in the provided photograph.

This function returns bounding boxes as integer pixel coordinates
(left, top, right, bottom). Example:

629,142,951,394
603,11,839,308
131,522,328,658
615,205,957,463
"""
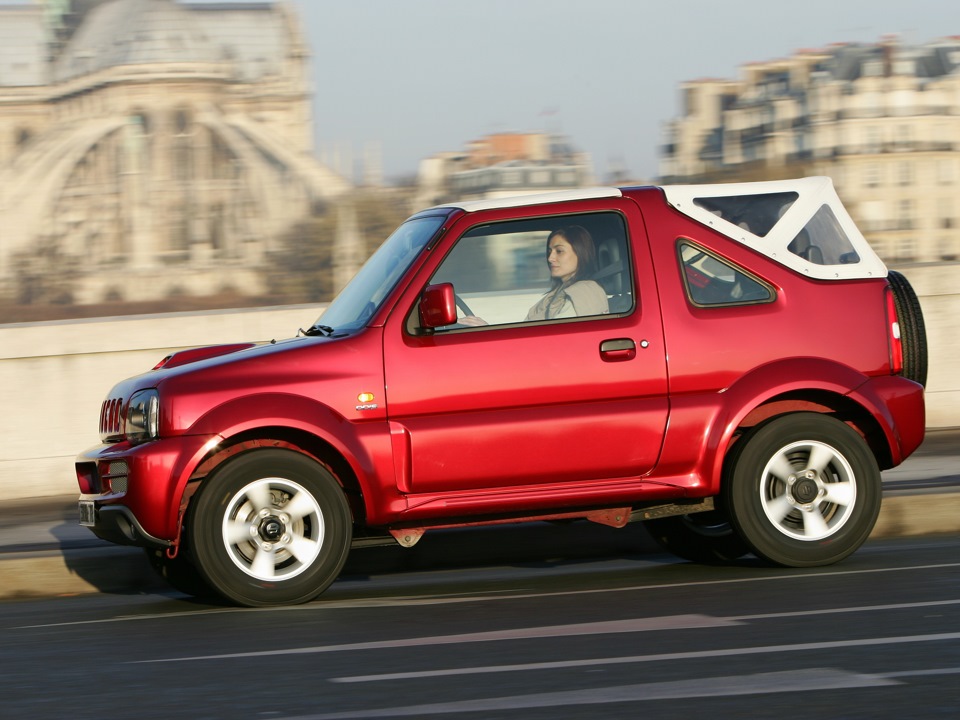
694,192,798,237
787,205,861,266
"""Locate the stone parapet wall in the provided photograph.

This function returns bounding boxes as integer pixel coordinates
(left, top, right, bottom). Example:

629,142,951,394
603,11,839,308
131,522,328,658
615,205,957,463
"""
897,265,960,429
0,272,955,500
0,305,319,500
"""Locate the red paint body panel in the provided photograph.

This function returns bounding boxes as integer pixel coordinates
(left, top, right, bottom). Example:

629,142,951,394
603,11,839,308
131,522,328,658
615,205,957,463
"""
75,185,925,548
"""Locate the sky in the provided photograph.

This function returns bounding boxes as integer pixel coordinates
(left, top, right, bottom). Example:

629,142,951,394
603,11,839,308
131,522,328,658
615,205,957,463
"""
291,0,960,183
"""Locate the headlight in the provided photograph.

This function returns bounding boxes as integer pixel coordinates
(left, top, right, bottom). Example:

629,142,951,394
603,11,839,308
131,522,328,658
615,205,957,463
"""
125,389,160,444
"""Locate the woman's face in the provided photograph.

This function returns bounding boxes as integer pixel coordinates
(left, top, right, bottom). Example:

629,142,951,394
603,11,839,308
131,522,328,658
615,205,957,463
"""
547,234,578,282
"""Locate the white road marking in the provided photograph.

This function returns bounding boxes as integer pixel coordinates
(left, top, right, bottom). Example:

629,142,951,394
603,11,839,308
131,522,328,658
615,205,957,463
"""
130,597,960,664
275,668,899,719
330,631,960,683
131,615,740,663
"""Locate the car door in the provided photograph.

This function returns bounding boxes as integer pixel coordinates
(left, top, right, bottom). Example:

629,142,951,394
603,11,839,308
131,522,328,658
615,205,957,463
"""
381,199,668,495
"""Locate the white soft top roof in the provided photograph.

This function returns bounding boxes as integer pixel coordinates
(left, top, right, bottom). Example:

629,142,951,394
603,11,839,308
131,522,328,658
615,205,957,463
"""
662,176,886,280
437,177,886,280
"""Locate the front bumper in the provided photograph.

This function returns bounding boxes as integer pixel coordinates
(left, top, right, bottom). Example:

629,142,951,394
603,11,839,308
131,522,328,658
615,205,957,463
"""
75,433,220,546
78,500,169,548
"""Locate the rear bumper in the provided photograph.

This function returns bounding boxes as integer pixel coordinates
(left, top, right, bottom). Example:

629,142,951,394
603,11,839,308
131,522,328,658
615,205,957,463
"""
851,375,926,468
75,433,219,545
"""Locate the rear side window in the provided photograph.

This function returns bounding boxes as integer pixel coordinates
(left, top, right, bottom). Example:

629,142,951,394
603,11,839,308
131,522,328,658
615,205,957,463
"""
679,241,774,307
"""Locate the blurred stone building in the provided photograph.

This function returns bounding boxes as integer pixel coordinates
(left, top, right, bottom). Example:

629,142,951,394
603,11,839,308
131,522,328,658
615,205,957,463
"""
0,0,350,307
660,36,960,264
415,131,595,208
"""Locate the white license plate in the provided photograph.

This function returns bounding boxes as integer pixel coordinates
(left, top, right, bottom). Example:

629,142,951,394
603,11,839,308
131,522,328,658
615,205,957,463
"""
78,501,96,527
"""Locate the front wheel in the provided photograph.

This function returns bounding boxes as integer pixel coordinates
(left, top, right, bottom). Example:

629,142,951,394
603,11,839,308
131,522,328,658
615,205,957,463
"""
724,413,881,568
189,449,352,607
144,546,215,599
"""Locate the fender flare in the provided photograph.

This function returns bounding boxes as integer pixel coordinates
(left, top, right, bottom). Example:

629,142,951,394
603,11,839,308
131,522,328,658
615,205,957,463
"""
166,393,389,533
700,358,891,494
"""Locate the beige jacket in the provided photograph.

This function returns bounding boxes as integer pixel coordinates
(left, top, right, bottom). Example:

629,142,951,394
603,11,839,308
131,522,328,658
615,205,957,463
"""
525,280,609,320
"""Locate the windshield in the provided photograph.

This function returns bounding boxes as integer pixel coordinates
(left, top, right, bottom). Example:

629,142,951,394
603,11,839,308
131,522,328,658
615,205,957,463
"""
313,214,447,331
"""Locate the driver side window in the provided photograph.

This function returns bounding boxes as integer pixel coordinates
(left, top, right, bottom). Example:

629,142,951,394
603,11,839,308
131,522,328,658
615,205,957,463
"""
426,212,633,330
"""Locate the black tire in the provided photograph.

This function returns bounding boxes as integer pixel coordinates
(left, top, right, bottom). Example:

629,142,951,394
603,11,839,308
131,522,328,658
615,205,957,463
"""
644,510,751,564
887,270,928,388
189,449,352,607
144,547,216,599
724,413,881,568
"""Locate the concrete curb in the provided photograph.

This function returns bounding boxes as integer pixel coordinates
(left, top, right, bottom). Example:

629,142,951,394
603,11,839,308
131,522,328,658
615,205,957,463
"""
870,491,960,538
0,547,164,601
2,489,958,602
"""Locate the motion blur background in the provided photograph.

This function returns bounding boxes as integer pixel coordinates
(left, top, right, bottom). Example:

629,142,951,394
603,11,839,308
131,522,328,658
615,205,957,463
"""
1,0,958,498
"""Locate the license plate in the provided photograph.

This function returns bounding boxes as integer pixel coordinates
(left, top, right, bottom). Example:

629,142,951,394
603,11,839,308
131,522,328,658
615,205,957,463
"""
78,501,97,527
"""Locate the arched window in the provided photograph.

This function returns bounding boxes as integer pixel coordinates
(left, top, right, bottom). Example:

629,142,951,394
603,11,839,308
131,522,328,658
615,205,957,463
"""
15,127,33,149
173,107,193,182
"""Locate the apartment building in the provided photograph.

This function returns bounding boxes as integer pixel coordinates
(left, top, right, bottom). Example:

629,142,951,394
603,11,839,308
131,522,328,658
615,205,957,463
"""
415,132,594,208
660,36,960,263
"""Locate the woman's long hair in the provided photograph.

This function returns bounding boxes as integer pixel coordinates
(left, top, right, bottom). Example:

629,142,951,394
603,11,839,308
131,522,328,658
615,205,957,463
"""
546,225,598,287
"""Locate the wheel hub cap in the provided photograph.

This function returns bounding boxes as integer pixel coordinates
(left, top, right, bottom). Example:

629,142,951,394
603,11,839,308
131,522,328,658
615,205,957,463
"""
259,516,285,542
792,475,820,504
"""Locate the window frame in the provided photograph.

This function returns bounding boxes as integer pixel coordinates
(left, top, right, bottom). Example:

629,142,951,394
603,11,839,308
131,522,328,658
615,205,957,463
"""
407,209,637,335
676,239,777,309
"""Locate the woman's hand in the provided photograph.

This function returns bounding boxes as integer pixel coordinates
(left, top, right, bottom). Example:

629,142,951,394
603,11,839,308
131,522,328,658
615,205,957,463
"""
459,316,488,326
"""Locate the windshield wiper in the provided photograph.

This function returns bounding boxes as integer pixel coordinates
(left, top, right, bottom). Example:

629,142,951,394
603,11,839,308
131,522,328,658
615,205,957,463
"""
299,324,335,337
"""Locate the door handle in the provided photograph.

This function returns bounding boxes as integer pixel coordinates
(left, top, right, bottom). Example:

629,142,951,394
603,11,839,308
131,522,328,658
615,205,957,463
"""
600,338,637,361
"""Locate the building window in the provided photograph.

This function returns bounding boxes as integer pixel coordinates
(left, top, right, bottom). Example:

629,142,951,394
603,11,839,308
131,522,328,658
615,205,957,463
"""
898,237,916,261
864,164,881,188
501,170,521,186
940,237,958,261
898,199,915,230
15,127,32,149
897,161,913,186
937,159,955,185
939,198,953,229
896,124,912,148
894,60,916,76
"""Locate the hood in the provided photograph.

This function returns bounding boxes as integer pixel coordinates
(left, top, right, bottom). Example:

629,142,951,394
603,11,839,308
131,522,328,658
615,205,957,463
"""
152,343,257,370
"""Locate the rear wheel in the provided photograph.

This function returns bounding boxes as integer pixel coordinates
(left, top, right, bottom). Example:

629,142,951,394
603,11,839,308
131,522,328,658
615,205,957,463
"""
725,413,880,567
189,449,352,607
644,510,750,564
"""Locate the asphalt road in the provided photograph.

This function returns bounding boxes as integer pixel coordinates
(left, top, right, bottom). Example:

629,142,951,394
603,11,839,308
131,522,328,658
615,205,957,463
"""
3,533,960,719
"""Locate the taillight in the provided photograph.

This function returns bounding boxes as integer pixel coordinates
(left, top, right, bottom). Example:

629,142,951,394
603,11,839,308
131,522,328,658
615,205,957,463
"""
885,286,903,375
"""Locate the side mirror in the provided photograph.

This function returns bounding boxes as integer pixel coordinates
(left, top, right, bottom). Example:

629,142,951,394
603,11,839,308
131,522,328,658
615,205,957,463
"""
419,283,458,328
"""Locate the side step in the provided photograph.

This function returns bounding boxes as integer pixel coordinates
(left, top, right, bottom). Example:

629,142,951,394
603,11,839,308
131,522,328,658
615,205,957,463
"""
350,497,716,550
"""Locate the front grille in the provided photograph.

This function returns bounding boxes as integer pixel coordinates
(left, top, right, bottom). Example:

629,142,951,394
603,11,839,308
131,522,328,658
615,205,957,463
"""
76,459,130,496
103,460,129,495
100,397,124,438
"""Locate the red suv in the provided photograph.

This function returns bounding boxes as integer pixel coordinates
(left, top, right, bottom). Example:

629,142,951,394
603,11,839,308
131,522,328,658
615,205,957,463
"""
76,177,927,606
